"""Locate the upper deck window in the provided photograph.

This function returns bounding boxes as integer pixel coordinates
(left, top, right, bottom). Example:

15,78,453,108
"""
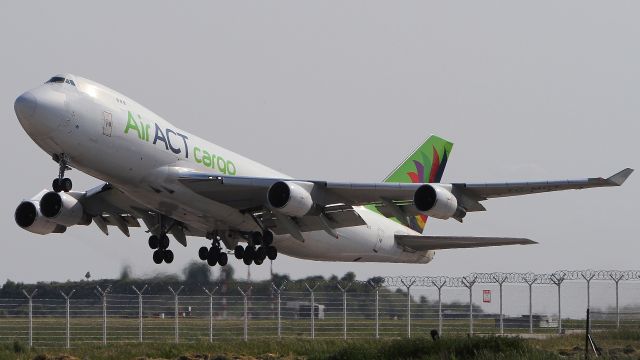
46,76,65,84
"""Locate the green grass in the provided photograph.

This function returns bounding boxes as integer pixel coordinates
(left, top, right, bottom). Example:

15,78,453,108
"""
0,331,637,360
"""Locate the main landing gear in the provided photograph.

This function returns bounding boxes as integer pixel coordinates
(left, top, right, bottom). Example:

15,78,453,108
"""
198,244,228,267
234,231,277,266
52,154,72,193
148,233,174,264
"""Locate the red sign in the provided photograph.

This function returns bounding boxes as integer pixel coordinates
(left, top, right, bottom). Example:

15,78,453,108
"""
483,290,491,303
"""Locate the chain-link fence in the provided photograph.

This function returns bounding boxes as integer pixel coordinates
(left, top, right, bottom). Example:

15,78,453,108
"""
1,270,638,348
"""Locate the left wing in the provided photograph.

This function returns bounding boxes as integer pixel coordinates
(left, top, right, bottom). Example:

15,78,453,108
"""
178,167,633,220
395,234,536,251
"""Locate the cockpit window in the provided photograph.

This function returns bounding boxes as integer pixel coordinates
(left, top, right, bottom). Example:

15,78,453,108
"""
46,76,65,84
45,76,76,86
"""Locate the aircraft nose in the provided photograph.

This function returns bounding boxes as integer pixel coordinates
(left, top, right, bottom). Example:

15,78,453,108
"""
14,91,38,120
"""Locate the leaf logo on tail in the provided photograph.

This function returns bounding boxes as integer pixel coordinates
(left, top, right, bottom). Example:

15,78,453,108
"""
406,146,450,232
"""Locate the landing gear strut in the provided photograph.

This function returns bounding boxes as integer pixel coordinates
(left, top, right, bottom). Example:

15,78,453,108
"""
52,154,72,193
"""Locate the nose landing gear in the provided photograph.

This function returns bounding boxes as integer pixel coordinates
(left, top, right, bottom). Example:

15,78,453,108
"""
52,154,73,193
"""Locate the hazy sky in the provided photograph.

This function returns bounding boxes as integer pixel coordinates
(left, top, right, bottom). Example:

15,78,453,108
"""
1,1,638,285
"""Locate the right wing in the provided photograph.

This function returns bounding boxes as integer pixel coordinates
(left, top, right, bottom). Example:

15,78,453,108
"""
395,234,536,251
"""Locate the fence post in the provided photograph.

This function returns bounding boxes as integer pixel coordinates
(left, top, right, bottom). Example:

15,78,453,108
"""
22,289,37,348
237,286,252,341
131,285,147,343
95,285,112,345
400,279,416,338
609,273,624,329
582,271,595,331
272,282,286,339
432,279,446,336
304,282,319,339
551,274,565,334
168,286,183,344
462,276,477,336
492,274,507,335
60,290,75,349
203,286,218,343
524,276,537,334
367,280,382,339
337,282,351,340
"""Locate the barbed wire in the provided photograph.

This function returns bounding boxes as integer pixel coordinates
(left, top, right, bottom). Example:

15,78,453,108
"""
380,269,640,287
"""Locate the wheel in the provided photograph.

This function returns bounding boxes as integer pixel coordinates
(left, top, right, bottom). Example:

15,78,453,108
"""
256,246,267,261
234,245,245,259
152,250,163,264
207,255,218,266
52,178,61,193
198,246,208,260
250,231,263,246
267,246,278,260
163,250,174,264
160,234,170,249
242,251,253,265
262,230,274,246
254,258,263,265
245,246,256,260
148,235,159,249
217,252,228,266
61,178,72,192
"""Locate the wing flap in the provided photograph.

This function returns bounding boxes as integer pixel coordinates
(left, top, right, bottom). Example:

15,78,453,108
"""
395,234,536,251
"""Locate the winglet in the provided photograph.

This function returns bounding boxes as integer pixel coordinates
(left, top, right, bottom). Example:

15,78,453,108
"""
607,168,634,186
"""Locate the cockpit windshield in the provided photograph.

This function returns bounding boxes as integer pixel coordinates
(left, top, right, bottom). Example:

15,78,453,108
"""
46,76,75,86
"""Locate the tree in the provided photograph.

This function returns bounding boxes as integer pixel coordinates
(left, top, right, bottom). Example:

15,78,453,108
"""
183,261,211,285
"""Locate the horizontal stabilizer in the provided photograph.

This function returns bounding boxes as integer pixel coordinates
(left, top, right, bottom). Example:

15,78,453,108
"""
395,234,536,251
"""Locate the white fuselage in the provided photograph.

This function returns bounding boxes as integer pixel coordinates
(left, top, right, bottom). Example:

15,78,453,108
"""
15,74,433,264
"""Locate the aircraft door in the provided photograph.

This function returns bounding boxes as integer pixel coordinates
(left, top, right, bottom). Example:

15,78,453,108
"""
102,111,112,137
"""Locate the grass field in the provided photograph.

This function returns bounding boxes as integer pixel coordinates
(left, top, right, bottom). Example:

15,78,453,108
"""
0,316,587,347
0,330,638,359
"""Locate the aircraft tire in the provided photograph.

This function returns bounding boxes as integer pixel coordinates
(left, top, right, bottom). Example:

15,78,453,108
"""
242,251,253,265
52,178,62,193
267,246,277,260
152,250,163,264
198,246,208,260
160,234,170,249
61,178,72,192
218,252,228,266
164,250,174,264
262,231,273,246
254,258,263,265
148,236,159,250
250,232,263,246
256,246,267,261
234,245,244,259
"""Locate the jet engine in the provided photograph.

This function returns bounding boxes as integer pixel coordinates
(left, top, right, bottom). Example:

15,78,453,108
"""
413,184,466,220
267,181,314,217
39,191,91,227
14,201,66,235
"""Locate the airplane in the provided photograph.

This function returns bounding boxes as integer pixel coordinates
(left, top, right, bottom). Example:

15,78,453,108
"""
13,74,633,267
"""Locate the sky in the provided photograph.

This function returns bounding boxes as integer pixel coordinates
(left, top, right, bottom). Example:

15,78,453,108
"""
0,1,638,285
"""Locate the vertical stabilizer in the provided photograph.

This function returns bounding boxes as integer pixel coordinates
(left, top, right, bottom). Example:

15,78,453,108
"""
382,135,453,233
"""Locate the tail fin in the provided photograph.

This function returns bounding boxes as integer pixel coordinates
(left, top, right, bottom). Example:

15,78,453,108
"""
383,135,453,233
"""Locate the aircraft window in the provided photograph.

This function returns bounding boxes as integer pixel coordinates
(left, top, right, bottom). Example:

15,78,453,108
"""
46,76,66,84
65,79,76,86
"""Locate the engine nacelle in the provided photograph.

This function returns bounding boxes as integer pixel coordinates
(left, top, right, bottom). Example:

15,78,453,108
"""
267,181,314,217
413,184,465,220
15,201,66,235
39,191,91,227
